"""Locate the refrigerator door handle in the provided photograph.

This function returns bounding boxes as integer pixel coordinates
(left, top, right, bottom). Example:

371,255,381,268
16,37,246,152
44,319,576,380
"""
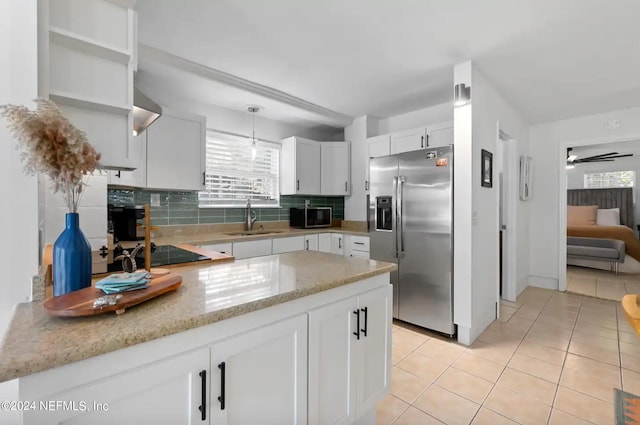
398,176,406,257
393,176,399,258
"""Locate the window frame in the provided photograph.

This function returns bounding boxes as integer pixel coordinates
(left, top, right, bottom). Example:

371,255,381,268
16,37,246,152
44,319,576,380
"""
199,131,281,209
583,170,635,189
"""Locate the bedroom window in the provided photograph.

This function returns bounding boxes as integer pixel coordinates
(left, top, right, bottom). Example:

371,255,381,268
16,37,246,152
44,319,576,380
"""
584,171,635,189
199,133,280,208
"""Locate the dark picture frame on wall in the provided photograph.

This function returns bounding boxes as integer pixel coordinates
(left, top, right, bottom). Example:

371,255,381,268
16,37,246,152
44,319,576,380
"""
481,149,493,188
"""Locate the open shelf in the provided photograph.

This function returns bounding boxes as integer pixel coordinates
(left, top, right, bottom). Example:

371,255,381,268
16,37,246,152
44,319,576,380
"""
49,91,131,116
49,26,131,64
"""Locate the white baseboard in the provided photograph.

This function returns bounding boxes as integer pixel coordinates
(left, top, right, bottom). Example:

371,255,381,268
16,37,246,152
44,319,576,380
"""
528,275,558,290
457,303,496,346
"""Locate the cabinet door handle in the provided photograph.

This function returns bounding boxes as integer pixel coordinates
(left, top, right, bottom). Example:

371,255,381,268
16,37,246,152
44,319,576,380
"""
297,179,300,191
361,307,368,337
115,170,121,178
202,172,206,186
338,237,342,249
345,181,348,192
306,240,309,250
365,180,369,191
353,310,361,340
217,362,226,410
426,134,429,147
421,135,424,148
354,242,365,245
198,370,207,420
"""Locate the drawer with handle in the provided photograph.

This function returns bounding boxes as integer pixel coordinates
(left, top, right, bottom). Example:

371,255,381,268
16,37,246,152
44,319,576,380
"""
349,236,370,252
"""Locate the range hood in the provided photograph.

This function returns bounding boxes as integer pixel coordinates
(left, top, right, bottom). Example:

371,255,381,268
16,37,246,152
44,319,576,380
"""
133,88,162,136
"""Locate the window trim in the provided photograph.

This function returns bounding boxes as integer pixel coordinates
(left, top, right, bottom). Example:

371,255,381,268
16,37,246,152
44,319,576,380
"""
199,130,281,209
583,170,635,189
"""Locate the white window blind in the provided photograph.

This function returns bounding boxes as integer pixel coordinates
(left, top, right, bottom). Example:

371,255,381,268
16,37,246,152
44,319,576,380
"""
584,171,635,189
199,135,280,207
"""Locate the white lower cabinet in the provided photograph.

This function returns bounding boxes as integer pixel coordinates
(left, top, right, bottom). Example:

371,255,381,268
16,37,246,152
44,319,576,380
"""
24,347,211,425
232,239,272,259
200,242,233,255
304,234,319,251
209,314,308,425
308,285,391,424
272,236,305,254
319,233,345,256
318,233,332,253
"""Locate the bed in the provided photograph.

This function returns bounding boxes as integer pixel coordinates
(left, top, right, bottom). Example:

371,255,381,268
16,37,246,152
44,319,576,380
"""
567,187,640,271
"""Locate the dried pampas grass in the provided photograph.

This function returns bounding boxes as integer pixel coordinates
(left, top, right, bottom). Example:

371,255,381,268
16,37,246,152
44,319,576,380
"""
0,98,101,212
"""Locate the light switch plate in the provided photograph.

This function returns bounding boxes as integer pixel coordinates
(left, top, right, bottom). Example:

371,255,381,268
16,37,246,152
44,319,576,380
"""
150,193,160,207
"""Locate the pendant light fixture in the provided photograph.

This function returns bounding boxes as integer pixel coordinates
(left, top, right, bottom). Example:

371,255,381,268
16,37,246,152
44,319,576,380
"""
248,106,260,160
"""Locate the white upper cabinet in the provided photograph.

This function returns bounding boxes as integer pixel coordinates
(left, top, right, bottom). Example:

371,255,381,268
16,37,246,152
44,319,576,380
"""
368,135,391,158
427,122,454,148
281,137,321,195
41,0,137,170
146,108,206,191
390,127,427,155
107,131,147,187
321,142,351,195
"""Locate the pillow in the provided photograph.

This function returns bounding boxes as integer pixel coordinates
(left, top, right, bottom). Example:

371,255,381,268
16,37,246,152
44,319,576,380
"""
567,205,598,226
597,208,620,226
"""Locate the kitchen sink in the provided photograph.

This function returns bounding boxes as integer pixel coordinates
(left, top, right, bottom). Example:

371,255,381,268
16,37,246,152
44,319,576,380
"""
223,230,287,236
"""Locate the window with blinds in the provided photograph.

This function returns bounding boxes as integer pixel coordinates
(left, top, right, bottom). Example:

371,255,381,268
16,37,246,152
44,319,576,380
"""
199,136,280,207
584,170,635,189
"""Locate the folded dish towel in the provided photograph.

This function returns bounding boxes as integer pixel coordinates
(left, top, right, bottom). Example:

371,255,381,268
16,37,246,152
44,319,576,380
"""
95,272,151,294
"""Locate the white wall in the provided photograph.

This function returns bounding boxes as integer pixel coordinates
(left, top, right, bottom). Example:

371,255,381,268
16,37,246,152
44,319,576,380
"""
529,107,640,288
344,116,378,221
139,95,344,142
378,102,453,135
0,0,38,416
454,61,530,345
566,155,639,226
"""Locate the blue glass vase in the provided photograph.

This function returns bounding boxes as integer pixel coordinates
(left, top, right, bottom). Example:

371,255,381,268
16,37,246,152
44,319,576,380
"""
53,213,92,297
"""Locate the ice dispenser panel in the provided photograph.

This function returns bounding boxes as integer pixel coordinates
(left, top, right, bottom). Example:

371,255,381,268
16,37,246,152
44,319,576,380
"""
376,196,392,231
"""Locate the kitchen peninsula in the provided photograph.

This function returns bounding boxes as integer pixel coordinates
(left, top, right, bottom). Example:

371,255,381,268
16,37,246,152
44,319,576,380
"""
0,251,395,425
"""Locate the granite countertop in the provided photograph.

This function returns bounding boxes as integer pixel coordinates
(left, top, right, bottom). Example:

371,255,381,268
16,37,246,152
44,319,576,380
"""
0,251,395,383
147,226,370,247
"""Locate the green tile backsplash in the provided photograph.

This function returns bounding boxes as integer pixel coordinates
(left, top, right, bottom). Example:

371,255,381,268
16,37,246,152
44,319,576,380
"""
107,188,344,226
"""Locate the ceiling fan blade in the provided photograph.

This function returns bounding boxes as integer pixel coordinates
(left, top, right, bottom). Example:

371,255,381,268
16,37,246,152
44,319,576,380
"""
575,158,616,163
578,152,620,161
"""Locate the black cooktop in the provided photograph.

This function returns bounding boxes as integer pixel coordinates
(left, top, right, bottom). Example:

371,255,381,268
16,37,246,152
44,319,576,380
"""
105,244,211,273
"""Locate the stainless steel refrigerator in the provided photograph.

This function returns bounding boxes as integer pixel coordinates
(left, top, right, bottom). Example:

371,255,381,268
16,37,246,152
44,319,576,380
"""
369,146,454,335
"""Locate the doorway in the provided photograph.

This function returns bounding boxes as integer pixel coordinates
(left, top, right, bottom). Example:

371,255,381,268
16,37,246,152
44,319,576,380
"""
497,129,517,304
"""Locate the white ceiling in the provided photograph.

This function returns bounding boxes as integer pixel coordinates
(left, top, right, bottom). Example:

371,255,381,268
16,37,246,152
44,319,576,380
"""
137,0,640,127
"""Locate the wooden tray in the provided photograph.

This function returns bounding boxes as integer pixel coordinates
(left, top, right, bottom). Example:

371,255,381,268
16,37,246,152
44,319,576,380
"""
44,274,183,317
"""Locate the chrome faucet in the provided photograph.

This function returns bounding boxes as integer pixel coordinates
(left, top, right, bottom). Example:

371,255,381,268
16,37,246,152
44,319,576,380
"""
246,199,257,231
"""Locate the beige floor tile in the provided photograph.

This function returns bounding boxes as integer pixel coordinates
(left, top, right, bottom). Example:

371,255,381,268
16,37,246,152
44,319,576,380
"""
622,368,640,395
559,367,619,403
619,330,640,344
512,304,544,320
529,321,573,339
619,320,636,335
484,385,551,425
596,280,627,301
390,366,430,404
392,343,413,365
375,394,409,425
393,328,429,351
415,337,466,365
465,339,515,365
572,322,618,341
434,367,494,404
515,340,566,366
570,330,620,352
625,281,640,293
563,353,622,386
413,385,480,425
568,278,596,297
553,387,613,425
497,367,557,405
548,408,597,425
525,330,570,351
536,313,576,330
568,340,620,366
393,406,444,425
396,352,449,383
500,299,522,308
577,313,618,330
508,351,562,384
622,353,640,373
452,352,505,383
621,340,640,358
470,408,518,425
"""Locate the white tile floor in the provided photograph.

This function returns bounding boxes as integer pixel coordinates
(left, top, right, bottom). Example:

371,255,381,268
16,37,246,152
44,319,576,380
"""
567,265,640,301
376,286,640,425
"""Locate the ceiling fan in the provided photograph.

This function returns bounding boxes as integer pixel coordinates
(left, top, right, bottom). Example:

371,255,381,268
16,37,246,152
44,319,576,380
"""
567,148,634,165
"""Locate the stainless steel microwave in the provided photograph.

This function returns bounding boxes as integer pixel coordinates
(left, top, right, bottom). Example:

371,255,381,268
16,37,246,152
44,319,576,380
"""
289,207,332,228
